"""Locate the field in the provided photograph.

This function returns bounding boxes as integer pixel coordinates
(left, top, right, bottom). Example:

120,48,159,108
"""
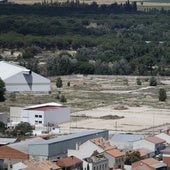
1,75,170,135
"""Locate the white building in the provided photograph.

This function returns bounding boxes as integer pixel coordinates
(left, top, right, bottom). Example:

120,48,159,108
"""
10,102,70,126
0,61,50,92
133,136,166,157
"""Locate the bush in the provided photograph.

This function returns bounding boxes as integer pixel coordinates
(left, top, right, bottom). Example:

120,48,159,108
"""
149,76,157,86
56,77,63,88
136,78,142,85
159,88,167,101
60,94,67,103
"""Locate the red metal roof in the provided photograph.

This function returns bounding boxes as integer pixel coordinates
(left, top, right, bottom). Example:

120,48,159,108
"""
25,106,66,111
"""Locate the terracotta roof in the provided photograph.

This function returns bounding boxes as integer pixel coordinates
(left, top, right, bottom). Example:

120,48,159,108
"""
136,149,148,157
23,160,61,170
90,137,114,150
56,156,82,167
105,148,125,158
141,158,159,165
145,136,165,144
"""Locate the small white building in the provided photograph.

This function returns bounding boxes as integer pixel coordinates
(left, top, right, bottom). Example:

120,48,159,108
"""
0,61,51,92
10,102,70,126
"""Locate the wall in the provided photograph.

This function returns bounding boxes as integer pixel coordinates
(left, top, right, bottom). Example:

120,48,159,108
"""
10,107,22,123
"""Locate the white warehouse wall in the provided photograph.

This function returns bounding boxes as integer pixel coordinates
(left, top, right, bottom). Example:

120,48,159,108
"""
43,107,70,125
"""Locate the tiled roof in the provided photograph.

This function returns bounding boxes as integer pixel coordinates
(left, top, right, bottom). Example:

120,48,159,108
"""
22,160,61,170
56,156,82,167
145,136,165,144
141,158,167,168
90,137,114,150
136,149,148,157
105,148,125,157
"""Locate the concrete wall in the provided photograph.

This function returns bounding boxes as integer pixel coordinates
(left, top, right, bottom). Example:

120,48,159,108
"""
10,107,22,122
0,113,7,124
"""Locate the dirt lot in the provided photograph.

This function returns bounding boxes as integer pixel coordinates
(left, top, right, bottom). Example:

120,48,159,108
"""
57,75,170,135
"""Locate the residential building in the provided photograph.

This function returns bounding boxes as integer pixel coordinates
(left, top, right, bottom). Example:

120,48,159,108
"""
0,138,16,146
11,160,61,170
83,154,109,170
0,137,44,169
161,147,170,169
29,130,109,160
131,158,167,170
156,133,170,145
133,136,166,156
68,137,114,160
0,61,51,92
109,133,145,151
55,156,83,170
104,148,125,170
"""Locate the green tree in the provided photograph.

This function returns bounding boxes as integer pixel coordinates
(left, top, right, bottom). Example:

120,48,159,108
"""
0,78,6,102
60,94,67,103
56,77,63,88
0,121,5,133
125,151,142,165
149,76,157,86
136,78,142,85
13,122,32,136
159,88,167,101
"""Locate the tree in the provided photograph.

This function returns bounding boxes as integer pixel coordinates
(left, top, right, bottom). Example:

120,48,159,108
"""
13,122,32,136
149,76,157,86
0,121,5,133
0,78,6,102
60,94,67,103
56,77,63,88
136,78,142,85
125,151,142,165
159,88,167,101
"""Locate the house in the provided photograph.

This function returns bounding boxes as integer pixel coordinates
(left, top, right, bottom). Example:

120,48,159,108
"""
0,61,51,92
156,133,170,145
133,136,166,156
83,154,109,170
104,148,125,170
131,158,167,170
68,137,114,160
161,147,170,169
10,102,70,127
55,156,83,170
109,133,145,151
0,137,45,169
0,138,16,146
29,130,109,160
11,160,61,170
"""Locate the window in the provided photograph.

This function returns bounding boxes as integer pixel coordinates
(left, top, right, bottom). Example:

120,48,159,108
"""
39,121,42,124
35,115,38,118
39,115,42,118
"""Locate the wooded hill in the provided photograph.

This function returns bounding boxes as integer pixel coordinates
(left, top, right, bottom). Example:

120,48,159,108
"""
0,1,169,76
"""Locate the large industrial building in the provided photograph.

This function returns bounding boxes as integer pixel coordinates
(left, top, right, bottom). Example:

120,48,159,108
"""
0,61,51,92
29,130,109,160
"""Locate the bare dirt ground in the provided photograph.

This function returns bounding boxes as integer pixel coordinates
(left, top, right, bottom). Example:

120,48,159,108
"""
57,75,170,135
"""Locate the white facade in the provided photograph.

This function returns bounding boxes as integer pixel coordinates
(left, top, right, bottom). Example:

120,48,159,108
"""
21,103,70,126
0,61,50,92
68,140,104,160
133,139,155,151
